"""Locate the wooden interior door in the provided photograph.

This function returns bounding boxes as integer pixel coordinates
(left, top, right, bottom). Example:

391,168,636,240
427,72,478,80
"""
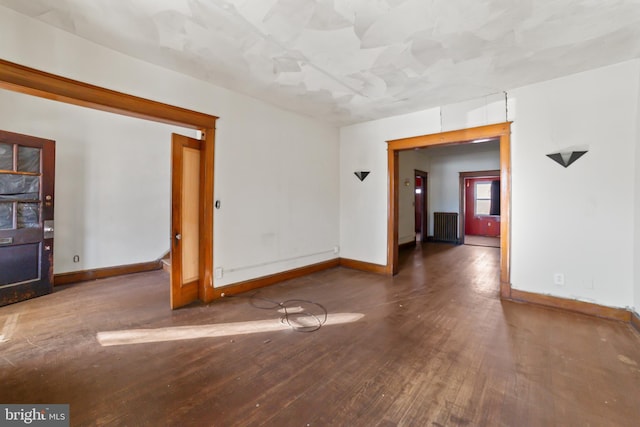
170,133,202,309
0,130,55,306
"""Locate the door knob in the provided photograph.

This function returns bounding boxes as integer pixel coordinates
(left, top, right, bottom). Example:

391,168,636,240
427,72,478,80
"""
175,233,182,241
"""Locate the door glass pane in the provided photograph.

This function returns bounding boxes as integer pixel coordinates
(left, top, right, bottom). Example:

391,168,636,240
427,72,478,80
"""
0,175,40,201
17,146,41,173
0,143,12,170
0,202,12,230
476,183,492,199
17,202,39,228
474,182,492,215
475,199,491,216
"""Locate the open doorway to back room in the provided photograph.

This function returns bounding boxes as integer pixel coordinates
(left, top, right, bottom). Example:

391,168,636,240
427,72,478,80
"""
387,122,512,298
460,170,501,248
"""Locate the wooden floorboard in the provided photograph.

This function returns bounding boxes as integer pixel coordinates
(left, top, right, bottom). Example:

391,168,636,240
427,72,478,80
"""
0,243,639,426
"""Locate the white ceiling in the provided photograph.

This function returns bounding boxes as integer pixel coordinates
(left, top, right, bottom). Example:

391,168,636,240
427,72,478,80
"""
2,0,640,126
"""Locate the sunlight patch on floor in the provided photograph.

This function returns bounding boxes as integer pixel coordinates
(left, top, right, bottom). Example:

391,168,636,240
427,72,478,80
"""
0,313,19,343
96,313,364,346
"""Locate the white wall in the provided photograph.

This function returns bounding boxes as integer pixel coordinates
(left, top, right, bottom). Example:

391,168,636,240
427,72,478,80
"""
214,101,339,285
340,98,504,264
339,109,441,265
509,60,639,309
635,65,640,315
441,93,507,132
340,59,640,310
0,5,340,285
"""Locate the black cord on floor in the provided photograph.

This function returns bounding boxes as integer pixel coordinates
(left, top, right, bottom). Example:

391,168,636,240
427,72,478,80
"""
224,292,328,332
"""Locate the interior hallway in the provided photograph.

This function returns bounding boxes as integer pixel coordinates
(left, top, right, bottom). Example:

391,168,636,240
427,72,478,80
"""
0,243,638,426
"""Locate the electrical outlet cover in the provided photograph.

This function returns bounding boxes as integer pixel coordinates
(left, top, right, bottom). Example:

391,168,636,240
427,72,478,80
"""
553,273,565,286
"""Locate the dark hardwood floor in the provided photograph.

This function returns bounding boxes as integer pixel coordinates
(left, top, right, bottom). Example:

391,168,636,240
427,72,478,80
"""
1,243,639,426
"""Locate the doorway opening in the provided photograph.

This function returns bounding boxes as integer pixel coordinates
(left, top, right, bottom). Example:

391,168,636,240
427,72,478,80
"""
387,122,512,299
460,170,501,248
414,170,428,243
0,59,217,309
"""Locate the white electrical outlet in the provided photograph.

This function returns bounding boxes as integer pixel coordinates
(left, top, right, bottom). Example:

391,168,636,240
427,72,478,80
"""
333,245,340,254
553,273,565,286
215,267,223,279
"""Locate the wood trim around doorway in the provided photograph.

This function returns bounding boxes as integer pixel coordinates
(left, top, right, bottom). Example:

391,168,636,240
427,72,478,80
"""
387,122,512,299
0,59,214,129
0,58,218,304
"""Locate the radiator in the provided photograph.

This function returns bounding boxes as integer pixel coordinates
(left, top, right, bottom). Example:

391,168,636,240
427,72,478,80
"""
433,212,458,243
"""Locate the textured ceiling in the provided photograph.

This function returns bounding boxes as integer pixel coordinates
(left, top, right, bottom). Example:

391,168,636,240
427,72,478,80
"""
2,0,640,125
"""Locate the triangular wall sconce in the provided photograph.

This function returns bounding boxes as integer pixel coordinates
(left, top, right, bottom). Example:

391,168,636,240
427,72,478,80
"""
354,171,370,181
546,151,588,168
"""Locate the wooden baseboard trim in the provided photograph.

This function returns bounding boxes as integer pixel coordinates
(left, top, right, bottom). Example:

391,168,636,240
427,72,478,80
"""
426,236,461,245
54,260,163,286
212,258,340,298
631,311,640,333
339,258,388,275
508,289,631,322
398,241,417,251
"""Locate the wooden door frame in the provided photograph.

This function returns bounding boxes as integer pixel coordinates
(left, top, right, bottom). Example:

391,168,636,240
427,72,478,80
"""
459,170,500,244
414,169,428,242
0,58,218,303
387,122,512,298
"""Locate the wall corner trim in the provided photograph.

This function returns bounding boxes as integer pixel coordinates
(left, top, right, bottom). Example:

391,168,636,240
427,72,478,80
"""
211,259,340,299
507,289,632,322
339,258,388,275
398,241,417,251
54,259,163,286
631,311,640,333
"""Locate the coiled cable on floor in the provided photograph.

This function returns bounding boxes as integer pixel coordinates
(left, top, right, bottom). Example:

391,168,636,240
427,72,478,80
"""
225,292,328,332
